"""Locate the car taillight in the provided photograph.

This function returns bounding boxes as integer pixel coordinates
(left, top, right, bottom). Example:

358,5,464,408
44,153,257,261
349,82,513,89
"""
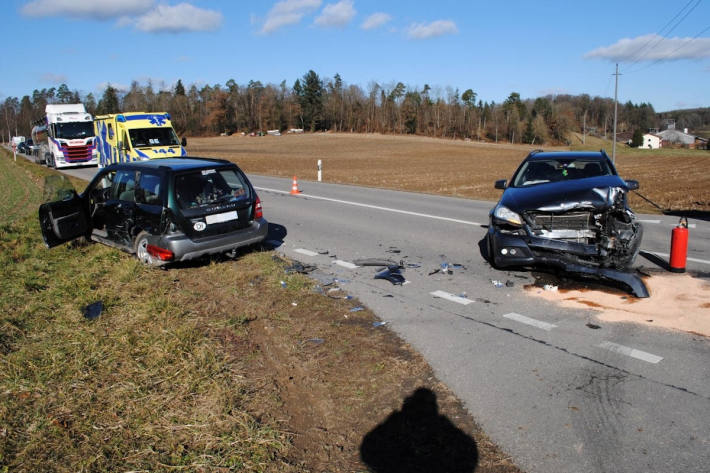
146,244,174,261
253,196,263,219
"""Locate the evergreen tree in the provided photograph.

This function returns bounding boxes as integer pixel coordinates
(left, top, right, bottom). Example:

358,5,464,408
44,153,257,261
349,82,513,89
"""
631,129,644,147
97,84,120,114
174,79,186,96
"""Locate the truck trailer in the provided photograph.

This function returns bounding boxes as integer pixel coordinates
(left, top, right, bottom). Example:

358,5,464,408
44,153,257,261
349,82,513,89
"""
94,112,186,167
31,104,98,168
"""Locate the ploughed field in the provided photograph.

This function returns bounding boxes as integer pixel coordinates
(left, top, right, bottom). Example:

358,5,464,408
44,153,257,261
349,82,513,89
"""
189,133,710,215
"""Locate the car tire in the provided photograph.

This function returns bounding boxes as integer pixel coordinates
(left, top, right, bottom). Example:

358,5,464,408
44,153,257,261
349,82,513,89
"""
134,231,157,266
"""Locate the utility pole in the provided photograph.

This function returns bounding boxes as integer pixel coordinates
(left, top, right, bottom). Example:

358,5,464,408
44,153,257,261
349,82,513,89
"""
612,63,621,164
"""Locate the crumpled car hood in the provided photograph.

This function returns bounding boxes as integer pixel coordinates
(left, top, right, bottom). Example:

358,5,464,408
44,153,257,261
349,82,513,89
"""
500,175,630,213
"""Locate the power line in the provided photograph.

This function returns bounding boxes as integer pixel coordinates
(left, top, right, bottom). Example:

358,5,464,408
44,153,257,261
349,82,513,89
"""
626,24,710,73
627,0,702,65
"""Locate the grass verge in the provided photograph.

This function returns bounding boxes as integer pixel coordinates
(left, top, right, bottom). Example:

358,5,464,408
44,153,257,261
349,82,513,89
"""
0,148,521,472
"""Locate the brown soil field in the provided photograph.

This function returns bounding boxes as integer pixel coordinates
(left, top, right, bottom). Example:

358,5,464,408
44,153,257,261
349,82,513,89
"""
188,133,710,215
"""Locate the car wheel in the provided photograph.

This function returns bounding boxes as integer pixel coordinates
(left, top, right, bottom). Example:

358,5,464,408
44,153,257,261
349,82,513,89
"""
134,231,156,266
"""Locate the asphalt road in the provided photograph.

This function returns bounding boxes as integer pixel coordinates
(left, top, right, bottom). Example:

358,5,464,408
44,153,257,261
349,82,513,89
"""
34,159,710,472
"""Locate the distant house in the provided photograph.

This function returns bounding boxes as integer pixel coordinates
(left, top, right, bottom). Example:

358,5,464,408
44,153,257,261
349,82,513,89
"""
657,126,702,148
640,133,661,149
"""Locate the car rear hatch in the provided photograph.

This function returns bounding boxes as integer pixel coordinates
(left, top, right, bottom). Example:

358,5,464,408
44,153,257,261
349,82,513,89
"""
173,166,256,240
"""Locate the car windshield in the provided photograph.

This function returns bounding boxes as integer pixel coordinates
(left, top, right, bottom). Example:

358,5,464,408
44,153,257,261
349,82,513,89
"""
512,158,613,187
175,168,252,209
129,128,180,148
55,122,94,139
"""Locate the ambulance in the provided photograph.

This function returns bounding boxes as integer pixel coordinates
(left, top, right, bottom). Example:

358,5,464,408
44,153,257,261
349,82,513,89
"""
94,112,187,167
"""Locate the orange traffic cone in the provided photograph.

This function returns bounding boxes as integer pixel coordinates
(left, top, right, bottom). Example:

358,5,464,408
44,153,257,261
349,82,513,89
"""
290,176,302,195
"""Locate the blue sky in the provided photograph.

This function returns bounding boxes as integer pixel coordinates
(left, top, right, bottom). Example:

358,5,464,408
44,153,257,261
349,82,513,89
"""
2,0,709,112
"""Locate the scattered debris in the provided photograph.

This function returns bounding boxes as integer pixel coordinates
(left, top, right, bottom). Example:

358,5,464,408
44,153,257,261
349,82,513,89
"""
383,294,394,298
585,323,601,329
406,263,421,268
386,247,401,254
318,250,329,255
428,269,440,276
291,302,298,306
349,306,365,312
312,285,324,294
452,264,466,270
333,278,350,284
544,284,558,292
506,280,515,287
491,280,505,288
280,280,287,288
306,338,324,344
372,321,388,327
82,301,103,320
440,262,451,274
375,266,406,285
353,258,400,267
285,261,317,274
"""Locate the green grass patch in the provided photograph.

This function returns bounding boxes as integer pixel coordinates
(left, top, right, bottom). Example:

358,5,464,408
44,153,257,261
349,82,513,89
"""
0,149,287,471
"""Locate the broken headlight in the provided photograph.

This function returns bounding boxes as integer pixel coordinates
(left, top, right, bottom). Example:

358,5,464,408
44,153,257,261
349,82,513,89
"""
493,205,522,226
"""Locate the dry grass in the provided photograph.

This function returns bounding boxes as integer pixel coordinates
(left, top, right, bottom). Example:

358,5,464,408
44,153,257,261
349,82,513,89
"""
0,148,521,473
189,132,710,215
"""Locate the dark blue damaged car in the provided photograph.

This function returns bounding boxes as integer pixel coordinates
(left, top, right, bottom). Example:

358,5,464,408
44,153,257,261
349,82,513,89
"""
487,150,643,273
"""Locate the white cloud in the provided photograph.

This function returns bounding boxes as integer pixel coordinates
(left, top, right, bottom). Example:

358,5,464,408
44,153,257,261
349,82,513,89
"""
585,34,710,62
41,73,68,84
21,0,153,20
361,12,390,30
406,20,457,40
314,0,355,28
261,0,322,34
134,3,222,33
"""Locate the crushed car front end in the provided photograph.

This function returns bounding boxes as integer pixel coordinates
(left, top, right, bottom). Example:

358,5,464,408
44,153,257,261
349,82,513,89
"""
488,155,644,272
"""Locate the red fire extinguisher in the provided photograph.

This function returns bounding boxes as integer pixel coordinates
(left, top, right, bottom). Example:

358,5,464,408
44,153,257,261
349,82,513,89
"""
669,217,689,273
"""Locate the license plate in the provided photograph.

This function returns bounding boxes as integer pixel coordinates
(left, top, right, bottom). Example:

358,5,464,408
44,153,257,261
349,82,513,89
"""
205,210,238,224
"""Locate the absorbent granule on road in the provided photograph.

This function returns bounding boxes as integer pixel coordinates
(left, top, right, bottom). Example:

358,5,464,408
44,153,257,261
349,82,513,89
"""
526,273,710,336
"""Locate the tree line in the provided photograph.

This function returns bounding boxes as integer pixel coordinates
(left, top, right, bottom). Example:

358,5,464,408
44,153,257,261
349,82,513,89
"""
1,70,679,145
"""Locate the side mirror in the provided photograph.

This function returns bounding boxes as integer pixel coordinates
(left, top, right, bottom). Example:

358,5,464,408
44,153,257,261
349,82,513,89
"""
181,137,187,147
494,179,507,190
625,179,639,191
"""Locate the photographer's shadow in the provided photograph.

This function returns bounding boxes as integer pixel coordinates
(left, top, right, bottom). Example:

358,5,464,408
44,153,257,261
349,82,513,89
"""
360,388,478,473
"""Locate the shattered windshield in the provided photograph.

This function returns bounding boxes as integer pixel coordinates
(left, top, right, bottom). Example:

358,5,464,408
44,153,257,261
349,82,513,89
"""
175,169,252,209
55,122,94,139
512,159,613,187
128,128,180,148
42,175,76,203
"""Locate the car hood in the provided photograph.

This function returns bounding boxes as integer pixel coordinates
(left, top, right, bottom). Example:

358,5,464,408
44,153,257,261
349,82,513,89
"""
499,175,630,213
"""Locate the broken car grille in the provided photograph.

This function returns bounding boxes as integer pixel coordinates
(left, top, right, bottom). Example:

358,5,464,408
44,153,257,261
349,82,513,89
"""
527,211,592,231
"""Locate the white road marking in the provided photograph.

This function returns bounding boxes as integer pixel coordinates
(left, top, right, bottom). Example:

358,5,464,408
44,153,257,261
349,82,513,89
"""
639,220,696,229
333,260,358,269
255,186,482,226
598,341,663,364
294,248,318,257
430,290,474,305
643,250,710,266
503,312,557,331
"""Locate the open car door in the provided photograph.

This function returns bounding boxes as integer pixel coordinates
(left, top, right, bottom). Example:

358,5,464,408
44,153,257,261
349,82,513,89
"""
38,175,89,248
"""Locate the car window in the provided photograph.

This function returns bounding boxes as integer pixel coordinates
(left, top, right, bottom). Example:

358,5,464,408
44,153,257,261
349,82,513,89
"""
175,168,251,209
136,172,162,205
112,170,137,202
512,159,612,187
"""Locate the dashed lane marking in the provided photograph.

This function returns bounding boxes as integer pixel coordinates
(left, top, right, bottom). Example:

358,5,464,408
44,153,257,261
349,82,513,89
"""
430,290,474,305
254,186,482,226
639,219,696,229
294,248,318,257
503,312,557,331
598,341,663,364
333,260,358,269
638,219,662,224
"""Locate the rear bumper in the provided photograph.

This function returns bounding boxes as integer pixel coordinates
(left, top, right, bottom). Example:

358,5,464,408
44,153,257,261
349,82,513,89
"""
160,218,268,261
